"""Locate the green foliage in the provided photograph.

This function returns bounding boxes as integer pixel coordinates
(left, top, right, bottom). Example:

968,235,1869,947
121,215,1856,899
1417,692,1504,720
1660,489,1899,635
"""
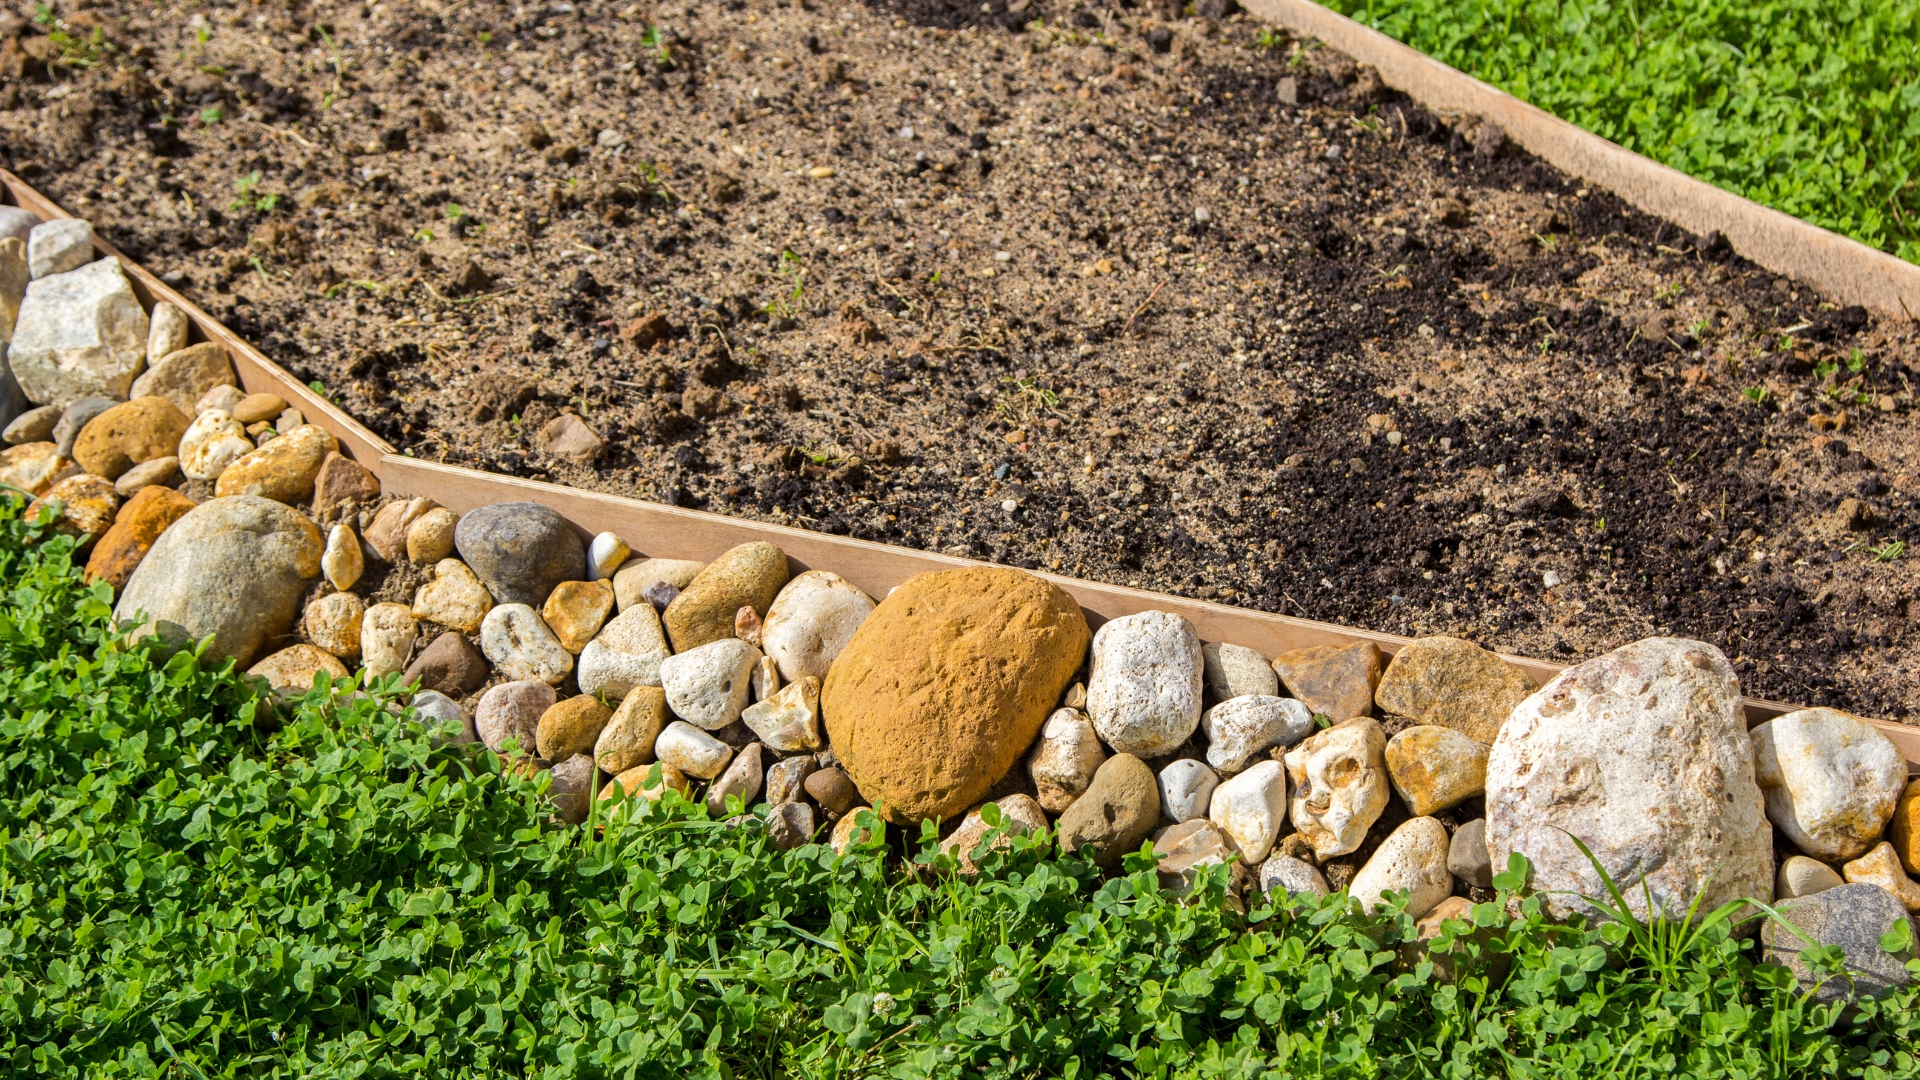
0,497,1915,1077
1323,0,1920,262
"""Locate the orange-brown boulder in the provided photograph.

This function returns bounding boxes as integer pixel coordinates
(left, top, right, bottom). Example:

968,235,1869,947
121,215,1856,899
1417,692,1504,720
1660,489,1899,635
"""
84,485,196,594
821,566,1089,824
71,396,190,480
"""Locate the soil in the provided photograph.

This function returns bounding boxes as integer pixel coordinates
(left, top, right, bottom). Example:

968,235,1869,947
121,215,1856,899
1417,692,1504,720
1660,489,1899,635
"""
4,0,1918,720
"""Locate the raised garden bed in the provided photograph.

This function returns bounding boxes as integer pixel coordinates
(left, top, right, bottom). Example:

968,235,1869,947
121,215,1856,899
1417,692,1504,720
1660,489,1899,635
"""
1,0,1917,719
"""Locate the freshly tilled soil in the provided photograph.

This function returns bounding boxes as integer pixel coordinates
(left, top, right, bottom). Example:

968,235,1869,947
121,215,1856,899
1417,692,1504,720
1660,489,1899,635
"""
4,0,1917,719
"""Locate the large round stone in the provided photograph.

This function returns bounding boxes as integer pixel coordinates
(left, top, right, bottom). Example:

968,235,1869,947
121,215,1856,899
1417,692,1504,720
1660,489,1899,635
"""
1486,637,1774,923
452,501,586,606
821,566,1089,824
71,396,189,480
113,495,324,667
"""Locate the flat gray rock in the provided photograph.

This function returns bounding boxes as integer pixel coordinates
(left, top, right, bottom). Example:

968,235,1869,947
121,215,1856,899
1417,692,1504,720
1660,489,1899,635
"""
453,501,586,606
53,396,115,457
1762,884,1914,1004
115,495,324,667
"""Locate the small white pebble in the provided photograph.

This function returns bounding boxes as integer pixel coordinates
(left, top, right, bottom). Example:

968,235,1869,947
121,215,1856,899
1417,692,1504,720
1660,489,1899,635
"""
1543,570,1563,588
1001,499,1018,513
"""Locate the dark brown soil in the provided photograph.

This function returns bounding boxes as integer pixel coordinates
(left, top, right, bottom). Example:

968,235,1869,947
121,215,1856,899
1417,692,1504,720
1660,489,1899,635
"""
5,0,1917,719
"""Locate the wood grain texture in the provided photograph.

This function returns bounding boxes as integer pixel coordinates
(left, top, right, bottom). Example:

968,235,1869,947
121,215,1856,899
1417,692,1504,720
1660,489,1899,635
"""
1239,0,1920,321
7,171,1914,770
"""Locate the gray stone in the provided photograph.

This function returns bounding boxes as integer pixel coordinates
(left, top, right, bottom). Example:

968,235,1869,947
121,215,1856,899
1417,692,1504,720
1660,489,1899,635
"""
53,396,115,457
411,689,476,745
128,342,234,417
0,207,37,245
4,403,59,445
1448,818,1493,889
768,800,817,850
452,501,587,606
401,631,490,698
1258,854,1330,899
1203,641,1279,703
113,454,181,496
655,720,735,779
1157,758,1219,823
114,495,323,668
475,679,557,754
479,602,574,685
548,753,600,825
9,258,150,407
707,742,765,815
27,219,94,279
1762,884,1914,1003
766,754,817,806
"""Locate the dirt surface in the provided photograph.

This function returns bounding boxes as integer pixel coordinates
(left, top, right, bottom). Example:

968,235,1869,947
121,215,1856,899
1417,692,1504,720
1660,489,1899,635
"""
4,0,1919,719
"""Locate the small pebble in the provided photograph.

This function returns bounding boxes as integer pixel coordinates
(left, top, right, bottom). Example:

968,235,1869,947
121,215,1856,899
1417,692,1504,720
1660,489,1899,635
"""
323,523,365,591
588,531,631,579
113,455,181,496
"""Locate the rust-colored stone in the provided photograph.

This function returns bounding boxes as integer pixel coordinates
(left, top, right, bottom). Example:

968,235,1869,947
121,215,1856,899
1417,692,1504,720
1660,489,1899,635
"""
1271,641,1383,722
84,485,196,594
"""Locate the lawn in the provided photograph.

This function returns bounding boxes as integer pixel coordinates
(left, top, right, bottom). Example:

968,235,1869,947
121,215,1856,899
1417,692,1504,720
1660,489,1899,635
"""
0,497,1915,1078
1321,0,1920,262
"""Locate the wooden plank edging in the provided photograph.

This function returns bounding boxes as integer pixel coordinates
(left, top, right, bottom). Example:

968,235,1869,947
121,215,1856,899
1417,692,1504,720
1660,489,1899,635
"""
1238,0,1920,321
6,171,1917,771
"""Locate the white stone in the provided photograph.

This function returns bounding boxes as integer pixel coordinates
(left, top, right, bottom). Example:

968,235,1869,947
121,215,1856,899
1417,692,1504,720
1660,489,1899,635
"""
1283,717,1390,860
740,675,822,752
323,523,364,591
146,300,189,360
1158,758,1219,823
654,720,734,779
1087,609,1204,757
707,742,765,815
1751,707,1905,863
27,219,94,279
479,603,574,685
1258,855,1329,899
411,558,495,634
660,637,761,730
178,409,254,480
588,531,630,579
1777,855,1845,900
360,602,418,680
1026,708,1109,813
1487,637,1774,923
1200,694,1314,773
411,689,472,743
752,653,779,701
1203,641,1279,702
1208,759,1287,863
760,569,876,683
576,603,672,698
1349,817,1452,918
8,258,149,407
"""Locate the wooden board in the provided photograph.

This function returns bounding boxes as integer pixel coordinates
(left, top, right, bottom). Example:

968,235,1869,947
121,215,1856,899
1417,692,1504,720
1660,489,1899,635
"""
8,174,1917,772
1239,0,1920,321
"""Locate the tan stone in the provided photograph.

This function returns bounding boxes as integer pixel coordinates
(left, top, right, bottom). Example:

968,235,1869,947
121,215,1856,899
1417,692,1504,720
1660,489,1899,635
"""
247,643,350,696
83,484,195,594
323,523,364,591
1842,842,1920,911
1056,753,1159,869
821,566,1090,824
543,579,615,653
411,558,495,633
613,557,706,611
231,392,288,425
594,685,668,775
361,602,419,680
113,455,180,496
145,300,189,361
938,794,1050,875
830,808,884,853
662,541,790,652
71,396,190,481
214,423,339,503
1891,778,1920,875
1375,636,1537,744
311,452,381,518
1283,717,1390,860
537,695,615,762
365,497,439,562
25,474,118,545
1384,725,1489,816
304,590,365,659
0,441,80,496
1152,819,1250,895
1272,641,1384,721
127,342,235,415
602,761,691,802
406,506,460,564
